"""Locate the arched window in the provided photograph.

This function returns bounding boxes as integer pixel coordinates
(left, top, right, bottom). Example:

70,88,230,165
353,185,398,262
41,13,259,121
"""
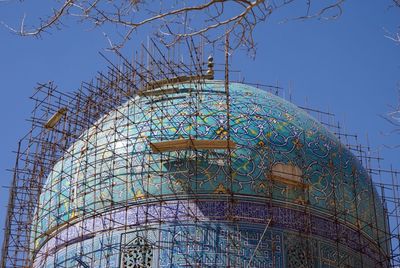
121,236,153,268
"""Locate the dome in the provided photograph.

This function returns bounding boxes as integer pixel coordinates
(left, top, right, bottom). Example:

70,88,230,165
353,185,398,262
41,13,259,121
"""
32,81,389,267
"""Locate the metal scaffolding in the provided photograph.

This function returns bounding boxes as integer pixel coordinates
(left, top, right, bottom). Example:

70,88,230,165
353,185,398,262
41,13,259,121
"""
0,41,399,267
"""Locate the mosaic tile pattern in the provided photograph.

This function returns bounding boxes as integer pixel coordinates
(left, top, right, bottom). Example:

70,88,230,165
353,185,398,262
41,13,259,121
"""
31,82,389,267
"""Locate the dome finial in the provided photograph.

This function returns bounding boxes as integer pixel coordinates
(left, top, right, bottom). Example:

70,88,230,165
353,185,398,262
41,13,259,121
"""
206,55,214,79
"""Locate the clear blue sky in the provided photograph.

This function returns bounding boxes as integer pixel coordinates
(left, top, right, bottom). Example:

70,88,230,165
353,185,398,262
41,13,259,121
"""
0,0,399,245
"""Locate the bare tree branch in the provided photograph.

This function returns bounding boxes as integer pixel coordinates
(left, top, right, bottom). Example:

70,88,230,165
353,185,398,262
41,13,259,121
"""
385,28,400,44
383,84,400,141
1,0,345,51
384,2,400,147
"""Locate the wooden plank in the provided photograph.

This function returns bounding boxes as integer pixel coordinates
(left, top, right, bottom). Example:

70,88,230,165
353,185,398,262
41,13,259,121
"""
140,87,227,97
150,139,236,153
139,87,188,97
142,74,214,92
44,107,68,129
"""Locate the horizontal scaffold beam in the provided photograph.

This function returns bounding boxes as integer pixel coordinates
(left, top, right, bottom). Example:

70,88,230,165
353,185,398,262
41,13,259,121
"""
149,139,236,153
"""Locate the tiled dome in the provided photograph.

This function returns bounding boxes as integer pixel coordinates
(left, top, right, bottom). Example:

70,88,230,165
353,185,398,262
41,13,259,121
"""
32,82,389,267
